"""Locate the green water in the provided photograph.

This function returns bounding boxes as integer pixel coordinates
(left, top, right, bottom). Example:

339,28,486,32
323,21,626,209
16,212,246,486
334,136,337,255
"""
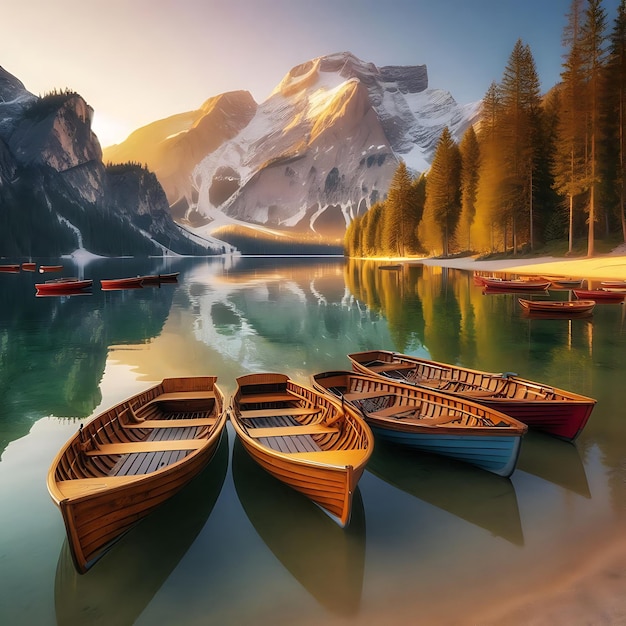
0,256,624,625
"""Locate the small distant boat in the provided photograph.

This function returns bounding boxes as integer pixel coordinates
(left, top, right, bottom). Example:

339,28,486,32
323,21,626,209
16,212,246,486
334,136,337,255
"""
518,298,595,315
311,371,527,477
100,277,144,290
573,288,625,303
39,265,64,273
47,376,227,573
348,350,596,441
544,277,584,288
156,272,179,283
600,280,626,288
138,272,180,286
35,278,93,294
481,277,551,291
22,262,37,272
229,373,373,527
0,264,20,273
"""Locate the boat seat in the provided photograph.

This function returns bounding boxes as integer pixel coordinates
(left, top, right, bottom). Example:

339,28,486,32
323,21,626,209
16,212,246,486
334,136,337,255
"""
123,417,216,429
403,412,463,426
370,363,415,372
239,407,321,419
237,392,296,404
84,440,205,455
368,404,420,418
286,450,367,466
247,424,339,438
344,391,391,401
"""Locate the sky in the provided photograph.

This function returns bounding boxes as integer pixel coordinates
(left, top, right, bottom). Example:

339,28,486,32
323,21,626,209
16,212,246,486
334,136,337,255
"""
2,0,623,147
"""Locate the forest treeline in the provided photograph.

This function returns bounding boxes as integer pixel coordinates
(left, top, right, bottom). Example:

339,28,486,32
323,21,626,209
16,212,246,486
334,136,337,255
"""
345,0,626,259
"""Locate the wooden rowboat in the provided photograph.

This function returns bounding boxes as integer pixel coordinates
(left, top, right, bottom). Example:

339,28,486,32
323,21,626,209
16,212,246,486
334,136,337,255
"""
348,350,596,441
138,272,180,286
518,298,595,315
0,264,20,273
481,277,551,291
312,371,526,477
22,262,37,271
229,373,373,527
39,265,64,273
100,276,144,290
36,278,93,294
47,376,227,573
573,288,625,303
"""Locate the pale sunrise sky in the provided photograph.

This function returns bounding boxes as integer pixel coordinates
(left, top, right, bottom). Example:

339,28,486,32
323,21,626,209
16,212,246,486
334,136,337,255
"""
2,0,622,147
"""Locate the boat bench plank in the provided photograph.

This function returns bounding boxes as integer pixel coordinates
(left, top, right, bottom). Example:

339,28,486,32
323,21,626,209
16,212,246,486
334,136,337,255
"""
85,440,204,455
238,392,296,404
124,417,216,429
248,424,339,438
370,363,415,372
344,391,394,401
368,404,420,418
56,476,141,498
286,450,367,466
239,408,320,419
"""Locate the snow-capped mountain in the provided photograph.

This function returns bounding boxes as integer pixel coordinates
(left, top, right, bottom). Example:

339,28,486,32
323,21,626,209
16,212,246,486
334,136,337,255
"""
105,52,480,244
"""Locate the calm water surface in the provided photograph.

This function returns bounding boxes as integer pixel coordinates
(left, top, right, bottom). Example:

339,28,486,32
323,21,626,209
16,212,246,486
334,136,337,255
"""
0,256,624,625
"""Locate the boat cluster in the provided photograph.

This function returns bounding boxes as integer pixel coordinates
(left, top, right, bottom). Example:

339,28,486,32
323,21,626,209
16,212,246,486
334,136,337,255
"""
474,273,626,314
47,349,597,573
33,273,179,296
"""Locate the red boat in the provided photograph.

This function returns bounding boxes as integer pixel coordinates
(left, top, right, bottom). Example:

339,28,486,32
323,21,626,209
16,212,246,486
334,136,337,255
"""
573,288,625,303
39,265,64,273
22,262,37,272
518,298,595,315
138,272,179,286
481,277,551,291
348,349,597,441
35,278,93,294
100,276,144,290
0,264,20,273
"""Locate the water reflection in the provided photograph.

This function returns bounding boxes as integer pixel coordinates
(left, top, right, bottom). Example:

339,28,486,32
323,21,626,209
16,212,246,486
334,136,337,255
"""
54,429,228,625
516,431,590,498
367,440,524,546
232,438,366,616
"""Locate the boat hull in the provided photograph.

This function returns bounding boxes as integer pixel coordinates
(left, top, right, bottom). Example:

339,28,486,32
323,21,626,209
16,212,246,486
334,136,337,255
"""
100,277,144,290
573,289,625,303
36,279,93,294
230,373,373,527
369,426,521,477
348,350,596,441
518,298,595,315
47,376,227,573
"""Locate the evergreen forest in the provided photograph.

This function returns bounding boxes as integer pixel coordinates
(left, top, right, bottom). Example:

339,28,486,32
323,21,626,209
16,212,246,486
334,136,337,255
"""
345,0,626,259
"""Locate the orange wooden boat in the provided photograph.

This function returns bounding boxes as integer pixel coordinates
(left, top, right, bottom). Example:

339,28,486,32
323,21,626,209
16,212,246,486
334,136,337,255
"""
348,350,596,441
35,278,93,294
518,298,595,315
230,373,373,527
573,288,625,303
47,376,227,573
39,265,64,273
481,277,551,291
100,276,144,290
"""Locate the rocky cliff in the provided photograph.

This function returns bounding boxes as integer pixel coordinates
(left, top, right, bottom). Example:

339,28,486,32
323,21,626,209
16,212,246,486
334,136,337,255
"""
0,66,221,257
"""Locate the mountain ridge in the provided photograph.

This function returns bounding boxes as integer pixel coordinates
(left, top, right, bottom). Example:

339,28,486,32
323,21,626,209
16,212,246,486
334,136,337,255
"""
104,51,480,247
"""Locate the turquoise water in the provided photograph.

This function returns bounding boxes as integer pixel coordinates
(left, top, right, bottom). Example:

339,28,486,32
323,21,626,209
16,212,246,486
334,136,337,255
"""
0,256,624,625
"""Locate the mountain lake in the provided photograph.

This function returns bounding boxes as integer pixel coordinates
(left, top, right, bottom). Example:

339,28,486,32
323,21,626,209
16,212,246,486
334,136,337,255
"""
0,255,624,625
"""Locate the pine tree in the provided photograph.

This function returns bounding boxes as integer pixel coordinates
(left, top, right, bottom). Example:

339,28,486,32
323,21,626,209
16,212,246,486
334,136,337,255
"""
581,0,608,256
499,39,542,254
553,0,589,253
605,0,626,242
458,125,481,250
384,161,413,256
420,127,462,256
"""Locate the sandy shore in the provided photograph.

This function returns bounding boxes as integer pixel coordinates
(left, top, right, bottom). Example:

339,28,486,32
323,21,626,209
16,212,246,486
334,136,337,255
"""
415,246,626,281
408,247,626,625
